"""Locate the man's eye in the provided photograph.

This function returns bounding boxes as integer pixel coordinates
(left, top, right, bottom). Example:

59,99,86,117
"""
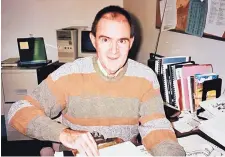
101,38,108,42
119,39,127,44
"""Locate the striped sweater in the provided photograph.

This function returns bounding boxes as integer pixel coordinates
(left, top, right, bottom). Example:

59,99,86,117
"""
8,57,185,156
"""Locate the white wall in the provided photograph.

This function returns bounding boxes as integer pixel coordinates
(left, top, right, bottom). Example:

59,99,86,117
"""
124,0,225,90
1,0,123,62
2,0,225,89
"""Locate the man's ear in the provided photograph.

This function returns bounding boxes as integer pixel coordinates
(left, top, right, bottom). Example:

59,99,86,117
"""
89,32,96,48
129,37,134,49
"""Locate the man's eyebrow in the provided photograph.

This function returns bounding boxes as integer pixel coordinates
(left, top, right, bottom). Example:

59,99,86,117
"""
119,37,129,41
98,35,129,40
98,35,111,39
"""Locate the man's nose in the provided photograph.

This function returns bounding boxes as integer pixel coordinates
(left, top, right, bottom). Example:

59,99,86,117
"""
111,42,118,55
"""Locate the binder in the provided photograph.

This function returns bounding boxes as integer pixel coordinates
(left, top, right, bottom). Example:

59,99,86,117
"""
148,53,165,101
167,61,196,110
161,56,190,104
148,53,164,73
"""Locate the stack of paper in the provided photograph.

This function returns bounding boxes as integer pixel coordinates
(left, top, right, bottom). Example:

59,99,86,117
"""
97,141,151,156
54,141,152,157
199,115,225,147
178,135,224,156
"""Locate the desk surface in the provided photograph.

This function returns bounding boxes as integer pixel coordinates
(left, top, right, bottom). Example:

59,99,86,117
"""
175,129,225,151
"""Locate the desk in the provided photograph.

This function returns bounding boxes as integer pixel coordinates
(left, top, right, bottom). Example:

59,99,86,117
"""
58,133,225,157
175,129,225,151
57,106,225,156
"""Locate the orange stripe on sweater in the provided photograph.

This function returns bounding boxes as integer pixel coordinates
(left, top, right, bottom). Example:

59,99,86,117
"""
46,76,68,109
141,88,161,102
142,130,177,150
24,96,42,109
139,113,166,124
66,73,155,99
63,114,139,126
9,106,45,134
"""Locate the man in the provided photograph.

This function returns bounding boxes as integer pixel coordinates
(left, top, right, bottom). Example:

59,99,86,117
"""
8,5,185,156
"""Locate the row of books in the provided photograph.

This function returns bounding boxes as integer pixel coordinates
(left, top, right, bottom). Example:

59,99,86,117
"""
148,53,222,112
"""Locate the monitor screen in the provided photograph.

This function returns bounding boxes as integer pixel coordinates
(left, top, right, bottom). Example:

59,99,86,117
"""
77,28,96,58
81,31,96,53
17,37,47,63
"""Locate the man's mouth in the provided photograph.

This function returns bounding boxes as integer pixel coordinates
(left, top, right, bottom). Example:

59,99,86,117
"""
108,57,119,60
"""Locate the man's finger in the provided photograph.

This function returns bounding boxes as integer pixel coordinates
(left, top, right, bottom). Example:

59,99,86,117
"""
80,141,94,157
82,134,99,156
87,132,98,149
77,143,87,157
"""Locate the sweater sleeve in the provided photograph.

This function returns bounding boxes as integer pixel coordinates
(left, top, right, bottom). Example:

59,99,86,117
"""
138,74,185,156
8,74,68,142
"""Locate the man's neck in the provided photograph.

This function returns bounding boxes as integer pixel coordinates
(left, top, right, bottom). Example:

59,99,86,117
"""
97,59,122,78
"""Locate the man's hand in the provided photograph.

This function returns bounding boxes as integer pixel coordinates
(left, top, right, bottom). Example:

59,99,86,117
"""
59,128,99,156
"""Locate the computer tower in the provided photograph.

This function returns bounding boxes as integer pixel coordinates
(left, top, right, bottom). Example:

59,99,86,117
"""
56,27,78,63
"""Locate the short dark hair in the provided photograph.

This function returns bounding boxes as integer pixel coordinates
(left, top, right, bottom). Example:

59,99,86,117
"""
91,5,134,38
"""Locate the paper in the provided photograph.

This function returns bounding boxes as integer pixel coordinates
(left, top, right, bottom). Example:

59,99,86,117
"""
98,142,150,156
200,96,225,116
178,135,225,156
54,151,63,157
160,0,177,31
185,0,208,37
199,115,225,147
74,142,151,157
198,109,215,119
136,145,152,156
54,142,151,157
172,112,201,133
204,0,225,37
19,42,29,49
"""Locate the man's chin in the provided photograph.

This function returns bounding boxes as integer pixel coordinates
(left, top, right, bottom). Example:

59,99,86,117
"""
107,67,121,75
108,70,117,75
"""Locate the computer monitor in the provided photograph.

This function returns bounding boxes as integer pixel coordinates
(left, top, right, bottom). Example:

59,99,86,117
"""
17,37,51,66
77,27,96,58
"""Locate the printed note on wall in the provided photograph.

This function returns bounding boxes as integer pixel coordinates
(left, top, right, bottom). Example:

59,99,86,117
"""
160,0,177,31
204,0,225,37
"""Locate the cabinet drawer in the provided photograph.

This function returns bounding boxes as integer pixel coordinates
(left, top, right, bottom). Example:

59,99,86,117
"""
2,72,38,102
4,103,33,141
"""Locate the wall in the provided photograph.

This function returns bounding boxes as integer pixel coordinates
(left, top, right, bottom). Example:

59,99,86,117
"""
1,0,123,62
1,0,123,115
124,0,225,90
1,0,225,88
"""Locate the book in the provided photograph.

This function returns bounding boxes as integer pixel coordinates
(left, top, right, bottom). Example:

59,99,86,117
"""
180,64,213,111
1,58,19,67
167,61,196,110
194,73,219,110
187,76,195,113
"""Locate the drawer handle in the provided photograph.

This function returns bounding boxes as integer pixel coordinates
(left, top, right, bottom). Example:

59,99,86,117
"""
15,89,27,95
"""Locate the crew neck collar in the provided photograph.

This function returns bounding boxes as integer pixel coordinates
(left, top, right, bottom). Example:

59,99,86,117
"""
93,57,128,81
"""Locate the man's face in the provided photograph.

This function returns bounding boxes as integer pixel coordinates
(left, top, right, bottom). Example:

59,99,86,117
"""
90,15,134,75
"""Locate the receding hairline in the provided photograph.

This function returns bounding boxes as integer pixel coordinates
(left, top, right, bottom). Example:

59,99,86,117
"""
101,12,129,23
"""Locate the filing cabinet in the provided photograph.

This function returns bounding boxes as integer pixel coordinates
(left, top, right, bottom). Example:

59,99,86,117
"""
1,63,58,141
